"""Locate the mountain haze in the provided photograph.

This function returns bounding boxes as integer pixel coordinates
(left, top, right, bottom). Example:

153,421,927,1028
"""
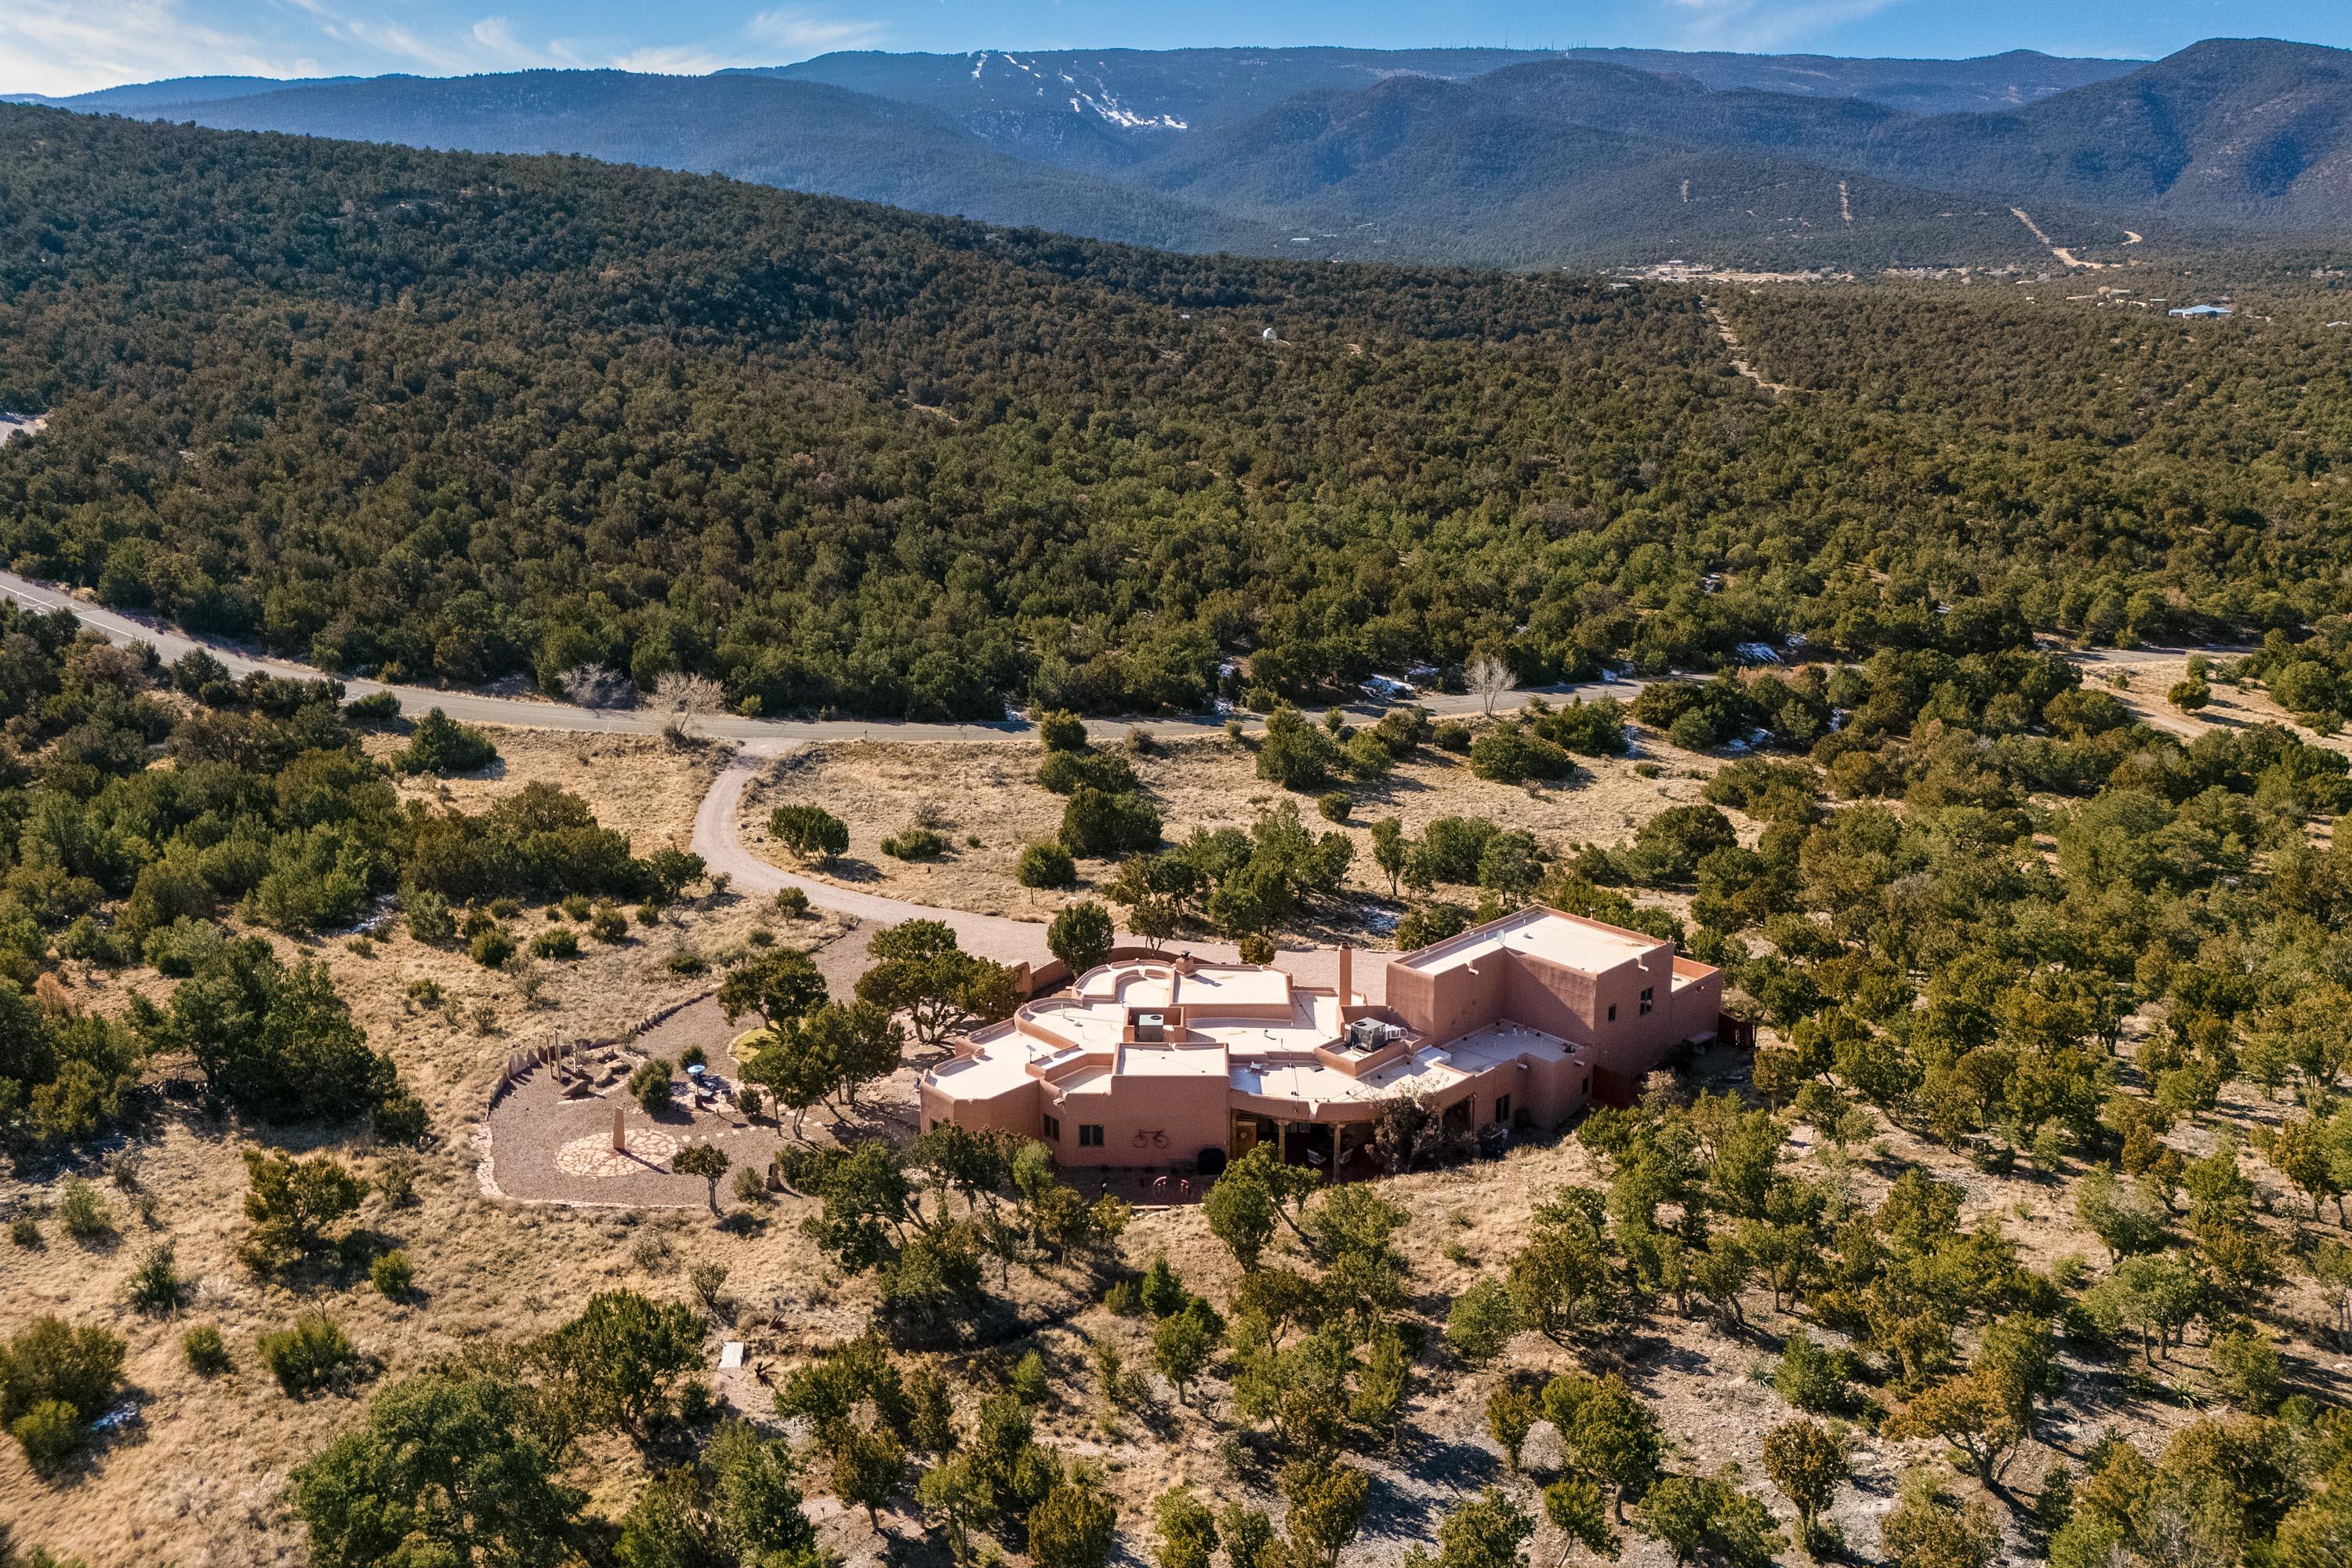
43,38,2352,268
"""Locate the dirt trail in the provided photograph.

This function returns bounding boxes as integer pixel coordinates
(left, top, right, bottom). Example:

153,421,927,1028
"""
2011,205,2107,270
1703,299,1799,396
1838,180,1853,223
691,744,1376,996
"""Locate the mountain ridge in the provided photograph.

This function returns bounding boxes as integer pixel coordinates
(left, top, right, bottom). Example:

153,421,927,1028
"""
37,38,2352,269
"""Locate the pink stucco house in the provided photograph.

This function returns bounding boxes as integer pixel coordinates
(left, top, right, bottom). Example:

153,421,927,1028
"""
917,906,1723,1177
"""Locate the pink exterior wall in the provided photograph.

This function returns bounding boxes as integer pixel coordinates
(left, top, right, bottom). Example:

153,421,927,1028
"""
919,1074,1042,1139
1387,953,1506,1044
1044,1073,1231,1169
1384,915,1722,1091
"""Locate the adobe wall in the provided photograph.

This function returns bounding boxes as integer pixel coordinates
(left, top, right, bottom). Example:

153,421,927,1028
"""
1045,1073,1231,1169
1386,951,1506,1042
917,1075,1042,1140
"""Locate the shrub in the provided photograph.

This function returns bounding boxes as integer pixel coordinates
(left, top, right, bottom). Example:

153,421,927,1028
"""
182,1324,231,1376
636,902,662,927
1061,787,1162,857
1049,900,1116,978
1395,902,1472,951
370,1250,416,1300
1038,749,1139,796
403,889,457,943
1037,710,1090,752
488,897,521,920
1434,722,1474,753
590,903,630,942
530,926,579,960
1237,933,1276,964
1532,698,1632,757
1,1318,125,1468
12,1399,85,1474
666,948,708,975
773,887,811,918
881,827,949,861
1417,815,1499,884
371,1088,428,1146
9,1215,41,1248
258,1312,363,1396
1469,724,1577,784
733,1167,770,1206
126,1243,187,1315
470,925,516,968
395,709,500,776
1772,1330,1855,1414
1011,1350,1052,1405
1317,791,1353,822
56,1178,111,1243
560,894,592,921
630,1058,675,1114
1257,707,1342,791
769,804,850,862
1446,1278,1521,1366
1018,841,1079,889
343,690,404,727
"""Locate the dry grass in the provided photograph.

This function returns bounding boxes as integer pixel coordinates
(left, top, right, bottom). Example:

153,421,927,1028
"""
741,731,1728,942
0,731,863,1563
7,726,2347,1566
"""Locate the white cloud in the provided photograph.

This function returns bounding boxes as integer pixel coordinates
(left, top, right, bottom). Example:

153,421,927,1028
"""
743,7,888,59
1657,0,1911,52
0,0,316,96
607,42,755,74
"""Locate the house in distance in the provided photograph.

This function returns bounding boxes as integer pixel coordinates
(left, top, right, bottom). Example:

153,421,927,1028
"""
919,906,1724,1178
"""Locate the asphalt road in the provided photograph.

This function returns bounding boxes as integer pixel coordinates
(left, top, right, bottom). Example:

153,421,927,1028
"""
0,565,1646,742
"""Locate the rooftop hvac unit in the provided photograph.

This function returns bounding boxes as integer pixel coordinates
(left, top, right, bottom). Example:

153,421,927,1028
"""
1134,1013,1166,1044
1345,1018,1393,1054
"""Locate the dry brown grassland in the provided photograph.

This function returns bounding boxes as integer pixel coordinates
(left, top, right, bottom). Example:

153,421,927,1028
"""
739,730,1732,941
3,714,2347,1568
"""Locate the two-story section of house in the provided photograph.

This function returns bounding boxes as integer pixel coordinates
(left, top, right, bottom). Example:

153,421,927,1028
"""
916,905,1723,1178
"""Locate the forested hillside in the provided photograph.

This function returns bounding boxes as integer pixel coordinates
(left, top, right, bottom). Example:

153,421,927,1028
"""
0,105,2349,724
55,40,2352,270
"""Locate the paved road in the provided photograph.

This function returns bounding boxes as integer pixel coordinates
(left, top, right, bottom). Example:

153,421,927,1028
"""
0,566,1640,745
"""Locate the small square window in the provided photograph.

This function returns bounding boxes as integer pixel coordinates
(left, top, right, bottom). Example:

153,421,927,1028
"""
1639,985,1654,1016
1079,1123,1105,1148
1044,1114,1062,1142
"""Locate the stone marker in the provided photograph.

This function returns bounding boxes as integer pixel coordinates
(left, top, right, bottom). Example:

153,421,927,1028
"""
612,1105,626,1152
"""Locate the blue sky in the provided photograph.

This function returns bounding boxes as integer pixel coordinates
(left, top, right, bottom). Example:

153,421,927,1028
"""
5,0,2347,98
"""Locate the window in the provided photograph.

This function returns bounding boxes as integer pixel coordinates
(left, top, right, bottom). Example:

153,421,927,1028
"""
1494,1094,1512,1124
1079,1123,1105,1148
1044,1115,1062,1142
1639,985,1654,1017
1606,1004,1617,1022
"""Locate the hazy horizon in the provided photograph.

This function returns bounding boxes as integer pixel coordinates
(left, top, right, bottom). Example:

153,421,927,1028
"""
7,1,2350,100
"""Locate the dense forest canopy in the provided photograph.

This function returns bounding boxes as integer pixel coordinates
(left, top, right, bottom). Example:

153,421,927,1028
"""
0,106,2348,720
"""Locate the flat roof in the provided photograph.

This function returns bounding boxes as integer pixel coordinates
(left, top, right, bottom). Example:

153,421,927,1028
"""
1078,958,1292,1011
1396,906,1661,978
1237,1049,1470,1106
1446,1020,1574,1073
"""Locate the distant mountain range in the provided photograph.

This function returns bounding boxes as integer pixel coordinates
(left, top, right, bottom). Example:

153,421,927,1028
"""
13,38,2350,270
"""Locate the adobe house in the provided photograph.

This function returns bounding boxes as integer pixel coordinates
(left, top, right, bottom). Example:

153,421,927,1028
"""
917,906,1722,1177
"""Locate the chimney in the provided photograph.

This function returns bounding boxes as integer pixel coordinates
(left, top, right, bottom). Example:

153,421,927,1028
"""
1338,945,1353,1005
